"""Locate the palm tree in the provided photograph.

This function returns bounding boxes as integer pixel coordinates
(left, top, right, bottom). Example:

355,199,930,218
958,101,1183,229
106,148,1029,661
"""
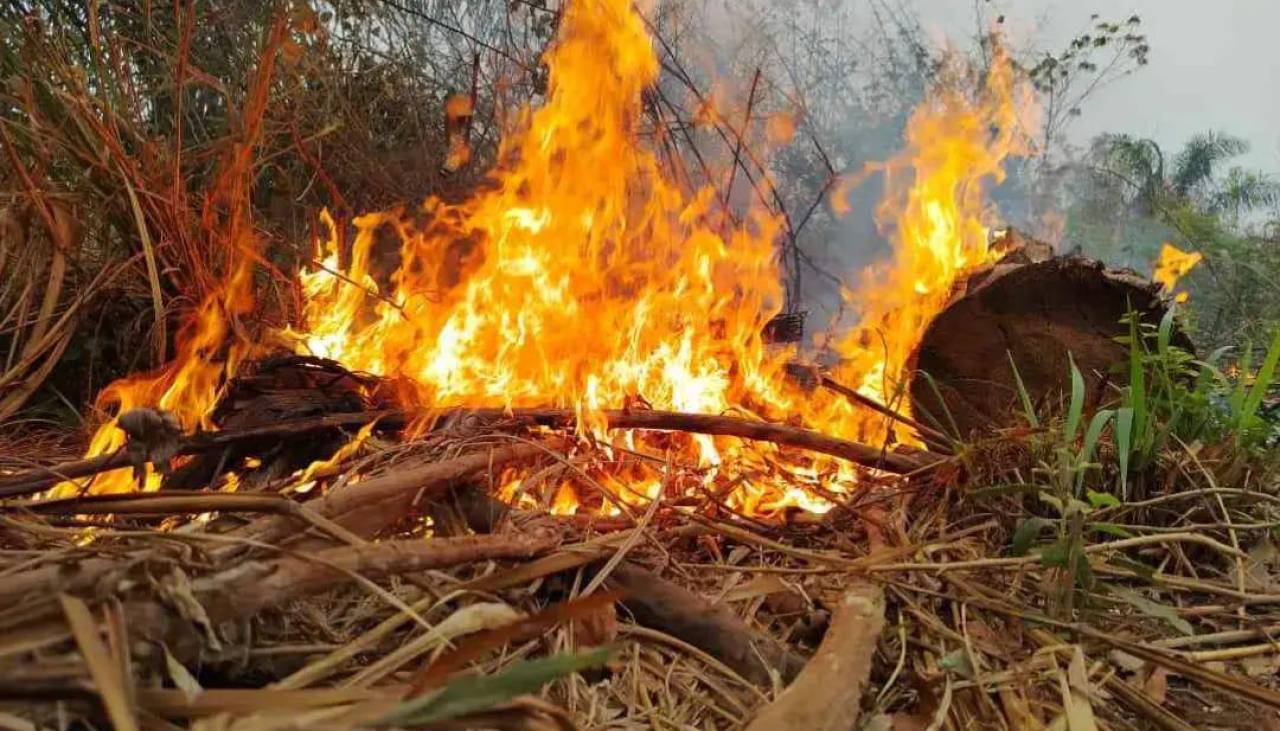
1095,131,1278,221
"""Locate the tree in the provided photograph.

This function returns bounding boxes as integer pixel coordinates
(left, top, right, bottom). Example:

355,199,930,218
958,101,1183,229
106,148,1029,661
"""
1064,131,1280,347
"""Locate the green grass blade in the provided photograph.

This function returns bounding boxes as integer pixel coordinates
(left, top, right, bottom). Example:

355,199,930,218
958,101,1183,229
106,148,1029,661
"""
917,370,962,439
1115,406,1134,495
1065,354,1085,443
1075,408,1114,493
382,646,615,725
1008,351,1039,428
1157,306,1175,354
1080,409,1114,464
1127,314,1148,444
1240,329,1280,431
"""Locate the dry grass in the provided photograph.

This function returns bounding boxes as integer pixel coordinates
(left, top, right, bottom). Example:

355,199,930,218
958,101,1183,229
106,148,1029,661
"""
1,418,1279,730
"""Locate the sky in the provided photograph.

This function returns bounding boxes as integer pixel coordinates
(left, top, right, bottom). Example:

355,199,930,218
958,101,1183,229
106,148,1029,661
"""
922,0,1280,174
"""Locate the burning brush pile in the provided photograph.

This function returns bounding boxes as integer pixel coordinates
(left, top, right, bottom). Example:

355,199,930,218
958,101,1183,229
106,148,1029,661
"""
3,0,1280,729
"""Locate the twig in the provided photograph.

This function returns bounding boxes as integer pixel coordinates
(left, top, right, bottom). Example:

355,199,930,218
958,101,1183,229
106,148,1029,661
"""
816,373,954,452
869,532,1247,573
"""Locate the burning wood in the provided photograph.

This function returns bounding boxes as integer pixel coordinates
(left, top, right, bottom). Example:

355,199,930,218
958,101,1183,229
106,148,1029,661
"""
3,0,1275,728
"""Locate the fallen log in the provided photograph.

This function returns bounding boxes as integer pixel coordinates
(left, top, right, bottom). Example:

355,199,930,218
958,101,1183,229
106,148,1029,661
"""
743,583,886,731
910,247,1193,437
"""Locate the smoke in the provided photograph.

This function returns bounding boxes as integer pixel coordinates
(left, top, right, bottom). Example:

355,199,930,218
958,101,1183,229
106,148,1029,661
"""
662,0,1054,337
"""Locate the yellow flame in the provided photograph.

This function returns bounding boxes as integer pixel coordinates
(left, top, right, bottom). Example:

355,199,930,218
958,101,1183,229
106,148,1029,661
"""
1153,242,1202,303
62,0,1032,518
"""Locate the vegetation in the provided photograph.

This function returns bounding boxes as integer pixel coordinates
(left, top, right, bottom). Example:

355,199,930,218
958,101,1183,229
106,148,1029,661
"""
1,2,1279,729
1062,131,1280,347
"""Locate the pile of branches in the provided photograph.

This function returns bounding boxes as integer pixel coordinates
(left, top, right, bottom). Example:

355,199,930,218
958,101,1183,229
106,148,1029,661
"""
3,347,1280,730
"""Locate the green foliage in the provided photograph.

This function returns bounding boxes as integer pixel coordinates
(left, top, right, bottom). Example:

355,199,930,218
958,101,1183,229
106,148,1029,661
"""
381,646,616,726
1062,130,1280,347
1114,308,1279,474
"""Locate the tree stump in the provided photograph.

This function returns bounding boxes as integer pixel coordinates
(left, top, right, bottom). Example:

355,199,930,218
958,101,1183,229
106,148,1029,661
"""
909,239,1192,438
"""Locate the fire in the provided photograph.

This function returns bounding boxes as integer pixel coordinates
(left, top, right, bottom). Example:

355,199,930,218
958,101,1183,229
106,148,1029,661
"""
56,0,1031,516
1152,242,1202,303
823,51,1030,426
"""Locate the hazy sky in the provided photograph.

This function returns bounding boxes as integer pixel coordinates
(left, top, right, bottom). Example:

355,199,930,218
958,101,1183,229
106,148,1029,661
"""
922,0,1280,174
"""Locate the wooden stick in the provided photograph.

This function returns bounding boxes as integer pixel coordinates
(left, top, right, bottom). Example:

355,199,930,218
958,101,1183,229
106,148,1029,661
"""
0,406,941,499
817,375,955,453
469,407,941,474
744,583,886,731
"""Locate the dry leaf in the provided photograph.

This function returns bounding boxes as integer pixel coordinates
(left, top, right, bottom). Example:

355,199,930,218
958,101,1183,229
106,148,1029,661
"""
1143,666,1168,704
721,574,788,603
571,601,617,649
1059,646,1098,731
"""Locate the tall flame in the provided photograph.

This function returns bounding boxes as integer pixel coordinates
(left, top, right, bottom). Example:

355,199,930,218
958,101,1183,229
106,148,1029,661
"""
825,52,1031,431
59,1,1032,515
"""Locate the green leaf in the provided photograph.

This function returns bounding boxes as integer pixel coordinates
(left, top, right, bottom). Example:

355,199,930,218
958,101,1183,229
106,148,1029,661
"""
938,649,975,678
1008,352,1039,428
1086,490,1121,509
1115,406,1134,495
1035,538,1070,567
1107,585,1194,635
1039,492,1066,515
1065,354,1086,443
1010,517,1051,556
381,646,615,725
1240,329,1280,430
1090,522,1134,539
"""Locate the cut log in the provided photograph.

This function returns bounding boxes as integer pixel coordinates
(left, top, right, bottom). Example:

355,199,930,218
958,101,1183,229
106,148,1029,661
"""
910,245,1192,438
744,583,886,731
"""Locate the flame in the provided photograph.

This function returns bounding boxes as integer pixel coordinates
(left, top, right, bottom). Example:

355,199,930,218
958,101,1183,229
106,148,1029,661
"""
60,0,1031,517
49,271,257,497
823,52,1031,427
1152,242,1201,303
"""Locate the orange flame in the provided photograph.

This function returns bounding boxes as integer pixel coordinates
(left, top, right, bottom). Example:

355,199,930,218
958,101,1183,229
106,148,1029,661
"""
823,51,1032,437
61,1,1032,516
